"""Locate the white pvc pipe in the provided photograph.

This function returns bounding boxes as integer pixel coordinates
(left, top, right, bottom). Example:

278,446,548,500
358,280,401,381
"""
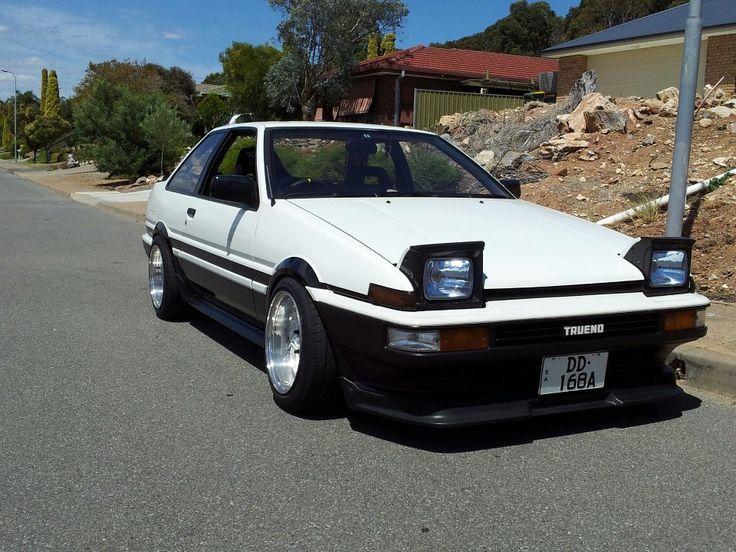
597,168,736,226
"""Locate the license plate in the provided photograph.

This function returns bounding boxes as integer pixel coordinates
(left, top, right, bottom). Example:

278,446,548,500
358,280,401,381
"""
539,352,608,395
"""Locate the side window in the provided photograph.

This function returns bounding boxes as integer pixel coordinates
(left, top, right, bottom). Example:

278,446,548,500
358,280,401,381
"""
199,131,258,199
167,132,224,195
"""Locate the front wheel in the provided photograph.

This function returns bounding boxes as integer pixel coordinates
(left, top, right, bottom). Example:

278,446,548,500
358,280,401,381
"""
265,277,339,414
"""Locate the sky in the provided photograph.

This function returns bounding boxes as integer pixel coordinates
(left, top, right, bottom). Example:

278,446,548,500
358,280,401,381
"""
0,0,579,99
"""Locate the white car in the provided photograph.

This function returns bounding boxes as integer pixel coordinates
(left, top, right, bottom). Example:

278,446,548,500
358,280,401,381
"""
143,122,708,427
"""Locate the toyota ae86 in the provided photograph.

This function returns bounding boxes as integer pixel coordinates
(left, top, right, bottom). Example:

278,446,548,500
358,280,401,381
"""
143,122,708,427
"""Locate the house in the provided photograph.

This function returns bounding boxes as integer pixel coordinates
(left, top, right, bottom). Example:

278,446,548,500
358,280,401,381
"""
543,0,736,101
195,83,230,98
328,45,559,125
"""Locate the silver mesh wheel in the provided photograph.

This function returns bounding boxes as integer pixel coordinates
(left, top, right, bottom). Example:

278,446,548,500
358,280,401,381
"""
148,244,164,309
265,290,302,394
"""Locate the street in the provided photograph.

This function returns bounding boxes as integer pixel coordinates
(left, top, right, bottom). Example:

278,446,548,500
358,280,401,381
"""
1,170,735,551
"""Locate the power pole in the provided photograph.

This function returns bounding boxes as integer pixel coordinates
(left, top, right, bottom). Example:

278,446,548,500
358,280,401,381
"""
665,0,703,237
1,69,17,162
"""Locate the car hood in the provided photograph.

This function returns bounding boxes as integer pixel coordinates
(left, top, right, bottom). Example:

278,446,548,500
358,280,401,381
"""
287,197,643,289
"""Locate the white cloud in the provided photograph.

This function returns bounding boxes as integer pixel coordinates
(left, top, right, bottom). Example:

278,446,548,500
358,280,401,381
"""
162,32,183,40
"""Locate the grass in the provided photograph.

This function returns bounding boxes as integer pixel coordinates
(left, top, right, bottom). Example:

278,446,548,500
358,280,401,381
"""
630,193,663,224
0,151,12,160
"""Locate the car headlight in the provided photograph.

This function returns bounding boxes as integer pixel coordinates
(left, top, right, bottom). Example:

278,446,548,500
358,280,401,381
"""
650,249,689,287
624,237,694,295
423,258,473,300
399,241,485,309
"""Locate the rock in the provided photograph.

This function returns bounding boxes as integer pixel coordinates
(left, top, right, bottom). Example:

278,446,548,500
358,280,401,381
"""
557,167,569,177
145,175,159,186
134,176,147,185
65,153,80,169
712,157,731,168
707,105,736,118
578,149,599,161
699,118,713,128
658,99,678,117
630,168,644,177
641,134,656,146
473,149,495,170
641,99,664,114
440,133,452,141
729,122,736,134
575,194,587,201
584,109,627,133
723,99,736,109
649,161,669,170
498,151,528,169
461,137,470,146
656,86,679,103
524,100,547,111
558,92,619,133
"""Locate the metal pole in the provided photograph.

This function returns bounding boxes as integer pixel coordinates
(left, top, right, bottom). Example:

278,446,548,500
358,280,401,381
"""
393,70,405,126
665,0,703,237
1,69,17,162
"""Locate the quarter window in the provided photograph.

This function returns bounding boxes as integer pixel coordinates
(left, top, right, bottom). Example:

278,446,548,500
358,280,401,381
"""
167,132,224,195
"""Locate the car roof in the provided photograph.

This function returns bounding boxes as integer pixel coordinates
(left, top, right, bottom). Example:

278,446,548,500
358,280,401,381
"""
210,120,436,136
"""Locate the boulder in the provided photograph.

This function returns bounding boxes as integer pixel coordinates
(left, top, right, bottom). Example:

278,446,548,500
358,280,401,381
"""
707,105,736,119
134,176,147,186
473,149,496,170
658,99,679,117
641,98,664,114
497,151,528,169
712,157,731,168
649,161,669,171
699,118,713,128
537,138,591,159
584,109,627,133
578,149,599,162
656,86,679,103
558,92,618,133
524,100,547,111
641,134,656,146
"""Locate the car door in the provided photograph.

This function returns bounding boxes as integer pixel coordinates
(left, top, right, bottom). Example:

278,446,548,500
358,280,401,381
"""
177,128,264,321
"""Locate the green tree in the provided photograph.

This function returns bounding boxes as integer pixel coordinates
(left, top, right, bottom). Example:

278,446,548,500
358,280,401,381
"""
73,80,158,176
219,42,282,119
380,32,397,55
2,116,11,151
24,114,72,163
203,72,225,85
265,0,408,119
563,0,687,40
45,70,61,116
73,60,197,121
367,33,380,59
40,68,48,114
436,1,562,56
141,99,191,175
196,93,229,133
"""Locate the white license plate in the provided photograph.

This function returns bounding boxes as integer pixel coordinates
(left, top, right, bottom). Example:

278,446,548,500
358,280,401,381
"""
539,352,608,395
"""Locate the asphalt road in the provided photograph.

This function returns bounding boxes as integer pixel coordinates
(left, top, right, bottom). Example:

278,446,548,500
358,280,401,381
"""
1,170,735,552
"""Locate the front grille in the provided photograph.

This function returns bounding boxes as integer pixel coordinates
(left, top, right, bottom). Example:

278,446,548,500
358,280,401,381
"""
494,312,661,347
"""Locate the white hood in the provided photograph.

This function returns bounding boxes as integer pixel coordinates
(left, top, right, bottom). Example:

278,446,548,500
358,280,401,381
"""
288,197,643,290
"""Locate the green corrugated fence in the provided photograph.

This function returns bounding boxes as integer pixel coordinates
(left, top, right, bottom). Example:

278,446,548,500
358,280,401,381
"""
413,89,524,131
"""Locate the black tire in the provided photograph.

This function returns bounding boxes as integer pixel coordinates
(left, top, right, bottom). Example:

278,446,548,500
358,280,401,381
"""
265,277,340,414
148,235,187,320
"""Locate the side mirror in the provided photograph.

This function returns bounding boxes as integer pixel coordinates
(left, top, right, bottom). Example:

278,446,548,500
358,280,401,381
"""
211,174,257,205
499,178,521,198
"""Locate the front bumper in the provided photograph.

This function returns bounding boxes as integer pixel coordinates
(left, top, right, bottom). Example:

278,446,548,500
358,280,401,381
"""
316,301,705,427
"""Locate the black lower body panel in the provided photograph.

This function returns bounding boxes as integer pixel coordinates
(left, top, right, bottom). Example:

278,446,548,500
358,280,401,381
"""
316,302,703,427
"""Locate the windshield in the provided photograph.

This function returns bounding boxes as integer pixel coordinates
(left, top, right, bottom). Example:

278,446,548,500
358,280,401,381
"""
267,128,510,199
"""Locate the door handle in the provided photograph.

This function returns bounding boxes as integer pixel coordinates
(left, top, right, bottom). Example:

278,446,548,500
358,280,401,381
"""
187,208,196,218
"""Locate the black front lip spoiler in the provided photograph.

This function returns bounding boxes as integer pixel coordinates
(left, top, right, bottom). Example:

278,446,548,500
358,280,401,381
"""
342,375,684,428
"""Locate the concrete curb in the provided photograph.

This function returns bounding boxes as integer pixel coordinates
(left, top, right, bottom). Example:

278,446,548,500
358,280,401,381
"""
670,345,736,398
1,165,144,223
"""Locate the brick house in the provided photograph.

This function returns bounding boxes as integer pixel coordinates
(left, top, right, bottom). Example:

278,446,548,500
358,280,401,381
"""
543,0,736,101
326,45,559,125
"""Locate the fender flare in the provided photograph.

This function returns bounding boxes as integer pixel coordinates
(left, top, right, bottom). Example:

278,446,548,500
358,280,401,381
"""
267,257,322,298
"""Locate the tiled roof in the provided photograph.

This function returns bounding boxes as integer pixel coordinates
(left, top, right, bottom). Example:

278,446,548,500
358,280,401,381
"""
545,0,736,54
354,45,559,82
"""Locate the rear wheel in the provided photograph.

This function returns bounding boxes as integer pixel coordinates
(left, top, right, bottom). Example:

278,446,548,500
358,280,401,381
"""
148,235,187,320
265,277,339,414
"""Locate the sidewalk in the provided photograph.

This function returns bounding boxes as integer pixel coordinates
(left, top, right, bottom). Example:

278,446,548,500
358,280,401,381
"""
1,159,734,396
0,159,149,221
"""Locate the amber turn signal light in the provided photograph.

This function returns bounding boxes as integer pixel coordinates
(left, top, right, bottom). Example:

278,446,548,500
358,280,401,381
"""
368,283,417,309
662,309,703,332
440,327,490,352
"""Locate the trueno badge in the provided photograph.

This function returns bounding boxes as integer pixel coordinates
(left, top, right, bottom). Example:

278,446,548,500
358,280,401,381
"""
563,324,605,336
